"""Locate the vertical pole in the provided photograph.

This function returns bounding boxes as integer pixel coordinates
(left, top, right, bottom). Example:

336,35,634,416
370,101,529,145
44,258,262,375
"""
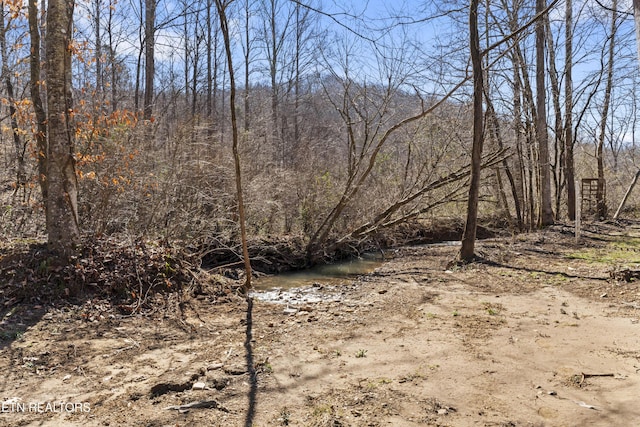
575,179,581,241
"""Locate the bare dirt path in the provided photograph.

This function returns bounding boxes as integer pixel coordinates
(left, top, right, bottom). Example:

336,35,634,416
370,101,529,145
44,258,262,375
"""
2,222,640,426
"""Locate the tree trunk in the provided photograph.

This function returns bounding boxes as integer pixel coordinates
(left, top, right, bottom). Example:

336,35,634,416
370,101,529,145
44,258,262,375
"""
191,10,200,117
243,0,251,132
635,0,640,63
506,7,538,228
215,0,252,293
206,0,213,120
459,0,484,262
536,0,554,226
143,0,155,120
613,170,640,220
596,0,617,220
107,0,118,111
484,90,522,228
545,14,563,218
94,0,102,98
293,2,301,150
268,0,281,166
612,0,640,219
183,0,190,114
46,0,80,258
564,0,576,220
134,0,143,112
28,0,49,216
0,5,27,193
511,52,528,229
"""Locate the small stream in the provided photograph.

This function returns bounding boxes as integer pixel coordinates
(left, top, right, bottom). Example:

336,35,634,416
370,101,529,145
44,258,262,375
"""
249,253,384,305
249,241,461,305
254,253,384,290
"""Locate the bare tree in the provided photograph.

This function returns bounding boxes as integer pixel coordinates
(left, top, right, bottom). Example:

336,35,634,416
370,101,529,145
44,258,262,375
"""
0,3,27,195
459,0,483,262
259,0,294,166
635,0,640,75
596,0,618,219
205,0,222,127
537,0,554,226
613,0,640,219
545,12,564,218
93,0,104,98
240,0,253,132
134,0,143,111
564,0,576,220
143,0,155,120
215,0,252,292
106,0,117,110
28,0,48,216
46,0,80,257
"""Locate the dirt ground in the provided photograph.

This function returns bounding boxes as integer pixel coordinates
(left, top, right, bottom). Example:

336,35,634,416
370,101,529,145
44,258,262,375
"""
2,222,640,427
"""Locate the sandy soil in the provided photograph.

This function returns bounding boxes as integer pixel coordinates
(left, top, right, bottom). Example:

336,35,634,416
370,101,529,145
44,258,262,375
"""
2,222,640,426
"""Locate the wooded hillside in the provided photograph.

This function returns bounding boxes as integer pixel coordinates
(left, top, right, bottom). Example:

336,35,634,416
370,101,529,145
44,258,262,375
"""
2,0,640,271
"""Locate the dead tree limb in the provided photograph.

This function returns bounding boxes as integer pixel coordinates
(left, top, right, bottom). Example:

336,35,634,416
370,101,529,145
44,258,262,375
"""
613,169,640,220
338,148,510,244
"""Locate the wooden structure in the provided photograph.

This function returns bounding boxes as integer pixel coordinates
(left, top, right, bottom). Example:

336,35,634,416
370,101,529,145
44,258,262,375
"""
581,178,603,217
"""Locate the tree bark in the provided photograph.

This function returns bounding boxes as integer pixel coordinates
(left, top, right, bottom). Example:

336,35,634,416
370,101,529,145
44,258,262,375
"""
143,0,155,120
635,0,640,62
0,5,27,193
596,0,617,219
613,0,640,219
484,90,522,228
206,0,213,120
107,0,118,111
459,0,484,262
134,0,143,111
243,0,251,132
613,170,640,220
28,0,49,216
94,0,102,97
564,0,576,220
545,14,563,218
46,0,80,258
536,0,554,226
266,0,281,165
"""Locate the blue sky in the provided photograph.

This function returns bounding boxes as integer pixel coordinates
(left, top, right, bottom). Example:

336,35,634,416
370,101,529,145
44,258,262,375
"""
67,0,640,146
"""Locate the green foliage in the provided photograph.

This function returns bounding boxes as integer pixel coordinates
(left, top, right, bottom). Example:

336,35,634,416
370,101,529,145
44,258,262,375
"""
482,302,501,316
37,259,49,275
316,171,333,188
567,245,640,264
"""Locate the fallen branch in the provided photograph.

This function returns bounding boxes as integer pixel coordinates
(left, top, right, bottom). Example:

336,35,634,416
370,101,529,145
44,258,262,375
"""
340,148,510,244
579,372,615,385
164,399,228,413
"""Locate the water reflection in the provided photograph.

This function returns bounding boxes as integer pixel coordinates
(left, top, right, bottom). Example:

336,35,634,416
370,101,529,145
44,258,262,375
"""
253,253,383,291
